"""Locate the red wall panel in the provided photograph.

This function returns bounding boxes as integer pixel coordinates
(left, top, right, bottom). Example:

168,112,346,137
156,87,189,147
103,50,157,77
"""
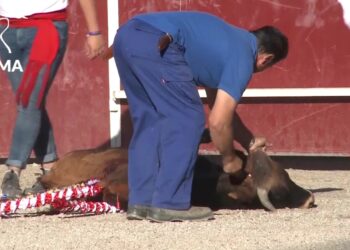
119,0,350,88
118,0,350,155
1,1,349,158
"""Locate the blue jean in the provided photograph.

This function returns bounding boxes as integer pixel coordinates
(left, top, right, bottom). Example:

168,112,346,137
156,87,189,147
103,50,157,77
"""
0,21,68,169
114,20,205,209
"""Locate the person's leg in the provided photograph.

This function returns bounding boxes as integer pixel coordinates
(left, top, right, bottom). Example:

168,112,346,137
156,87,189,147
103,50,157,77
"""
133,43,206,209
23,21,68,196
0,25,32,197
130,41,212,222
33,110,56,172
114,20,212,221
0,22,68,197
33,21,68,173
7,22,67,167
114,22,161,212
0,25,30,174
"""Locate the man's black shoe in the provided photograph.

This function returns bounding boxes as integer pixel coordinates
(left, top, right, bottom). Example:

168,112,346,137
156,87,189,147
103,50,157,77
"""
147,206,214,222
127,205,150,220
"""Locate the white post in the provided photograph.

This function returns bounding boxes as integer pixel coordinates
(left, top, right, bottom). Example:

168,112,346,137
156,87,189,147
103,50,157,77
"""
107,0,121,147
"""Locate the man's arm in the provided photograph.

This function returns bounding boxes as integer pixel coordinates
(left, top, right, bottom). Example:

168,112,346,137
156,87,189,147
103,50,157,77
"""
208,89,242,173
78,0,105,59
205,88,266,152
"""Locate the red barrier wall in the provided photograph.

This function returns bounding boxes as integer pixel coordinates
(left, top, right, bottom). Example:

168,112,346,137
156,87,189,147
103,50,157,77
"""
118,0,350,156
1,0,349,158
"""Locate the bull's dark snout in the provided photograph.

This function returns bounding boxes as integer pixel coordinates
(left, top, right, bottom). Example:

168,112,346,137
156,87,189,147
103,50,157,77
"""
288,182,315,209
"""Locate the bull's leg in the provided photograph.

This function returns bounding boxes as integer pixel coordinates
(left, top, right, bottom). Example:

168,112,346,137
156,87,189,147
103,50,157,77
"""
257,187,276,211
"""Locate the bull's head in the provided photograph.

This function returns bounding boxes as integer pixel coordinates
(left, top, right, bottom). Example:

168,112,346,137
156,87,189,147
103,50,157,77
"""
246,149,315,211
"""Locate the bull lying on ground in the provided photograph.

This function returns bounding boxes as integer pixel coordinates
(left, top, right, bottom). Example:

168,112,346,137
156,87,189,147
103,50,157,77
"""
192,150,315,211
38,148,315,211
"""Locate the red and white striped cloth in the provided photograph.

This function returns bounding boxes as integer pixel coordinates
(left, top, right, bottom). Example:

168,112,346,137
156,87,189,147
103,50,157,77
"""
0,179,122,217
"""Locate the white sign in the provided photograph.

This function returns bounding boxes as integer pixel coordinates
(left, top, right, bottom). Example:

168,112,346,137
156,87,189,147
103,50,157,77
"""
0,17,23,72
0,17,11,54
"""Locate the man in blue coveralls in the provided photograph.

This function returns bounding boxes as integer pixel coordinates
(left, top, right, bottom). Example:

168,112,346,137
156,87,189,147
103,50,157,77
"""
113,11,288,222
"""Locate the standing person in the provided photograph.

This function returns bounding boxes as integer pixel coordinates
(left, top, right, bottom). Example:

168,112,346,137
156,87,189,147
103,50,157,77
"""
113,11,288,222
0,0,105,199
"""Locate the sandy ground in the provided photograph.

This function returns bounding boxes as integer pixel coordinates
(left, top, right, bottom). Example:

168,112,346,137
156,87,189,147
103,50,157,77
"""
0,163,349,250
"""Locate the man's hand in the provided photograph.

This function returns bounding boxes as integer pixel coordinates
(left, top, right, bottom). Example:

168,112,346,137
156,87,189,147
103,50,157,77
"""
249,136,268,152
85,35,105,59
78,0,105,59
222,154,243,174
101,46,114,60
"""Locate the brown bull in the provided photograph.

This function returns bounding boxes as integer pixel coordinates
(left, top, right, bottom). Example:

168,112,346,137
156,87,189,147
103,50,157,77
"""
39,148,129,208
38,148,315,211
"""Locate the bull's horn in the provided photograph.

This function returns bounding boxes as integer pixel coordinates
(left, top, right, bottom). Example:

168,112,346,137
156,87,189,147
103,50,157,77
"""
257,187,276,212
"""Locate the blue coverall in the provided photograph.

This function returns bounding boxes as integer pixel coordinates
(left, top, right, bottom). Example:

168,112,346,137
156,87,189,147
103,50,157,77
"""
113,11,257,210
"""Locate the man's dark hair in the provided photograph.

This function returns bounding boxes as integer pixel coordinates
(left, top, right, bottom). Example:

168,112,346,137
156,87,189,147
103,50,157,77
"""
250,26,289,64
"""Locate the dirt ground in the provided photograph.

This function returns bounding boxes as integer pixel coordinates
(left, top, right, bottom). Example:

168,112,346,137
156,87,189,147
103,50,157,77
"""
0,162,349,250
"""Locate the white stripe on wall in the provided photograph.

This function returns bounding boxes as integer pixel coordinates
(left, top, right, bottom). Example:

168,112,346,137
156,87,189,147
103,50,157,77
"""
113,88,350,99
